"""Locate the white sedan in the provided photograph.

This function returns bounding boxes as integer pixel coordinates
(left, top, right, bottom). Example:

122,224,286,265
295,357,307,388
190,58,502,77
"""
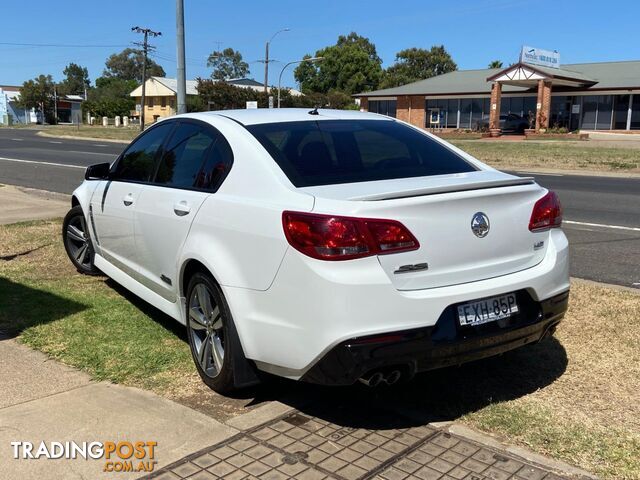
63,109,569,393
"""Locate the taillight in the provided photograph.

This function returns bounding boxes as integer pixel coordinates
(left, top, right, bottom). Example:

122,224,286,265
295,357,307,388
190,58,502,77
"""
282,211,419,261
529,191,563,232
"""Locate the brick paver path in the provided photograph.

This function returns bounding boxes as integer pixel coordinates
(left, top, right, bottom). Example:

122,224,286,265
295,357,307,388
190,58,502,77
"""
144,410,569,480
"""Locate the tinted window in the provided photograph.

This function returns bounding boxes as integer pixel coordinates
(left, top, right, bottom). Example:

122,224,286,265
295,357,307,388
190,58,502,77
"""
112,122,174,182
154,122,233,191
247,120,475,187
155,123,214,188
198,135,234,191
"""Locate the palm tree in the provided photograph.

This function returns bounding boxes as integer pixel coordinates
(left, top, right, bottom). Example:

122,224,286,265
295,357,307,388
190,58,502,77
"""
488,60,503,69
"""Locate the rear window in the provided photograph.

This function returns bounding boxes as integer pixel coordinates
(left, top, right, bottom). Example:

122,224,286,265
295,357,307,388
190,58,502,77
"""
246,120,475,187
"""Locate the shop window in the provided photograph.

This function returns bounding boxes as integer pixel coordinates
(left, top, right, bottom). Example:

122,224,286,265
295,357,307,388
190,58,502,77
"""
161,97,167,108
368,100,396,118
581,96,597,129
612,95,629,130
460,99,472,129
596,95,613,130
631,95,640,130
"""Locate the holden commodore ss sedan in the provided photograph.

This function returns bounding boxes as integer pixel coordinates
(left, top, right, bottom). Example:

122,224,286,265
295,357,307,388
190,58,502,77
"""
63,109,569,393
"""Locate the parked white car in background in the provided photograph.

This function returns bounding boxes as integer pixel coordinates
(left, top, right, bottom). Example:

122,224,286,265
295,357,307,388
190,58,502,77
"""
63,109,569,393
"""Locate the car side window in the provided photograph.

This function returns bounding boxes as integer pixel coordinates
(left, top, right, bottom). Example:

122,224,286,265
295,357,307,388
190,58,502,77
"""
197,133,233,191
111,122,174,182
153,121,233,191
154,122,215,189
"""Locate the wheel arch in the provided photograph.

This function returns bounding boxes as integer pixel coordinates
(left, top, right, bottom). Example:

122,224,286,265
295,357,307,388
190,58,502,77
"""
179,256,261,388
180,258,221,299
71,196,80,207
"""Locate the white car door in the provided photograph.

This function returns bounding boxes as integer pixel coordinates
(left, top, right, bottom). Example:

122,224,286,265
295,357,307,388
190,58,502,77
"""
134,120,234,301
90,121,175,275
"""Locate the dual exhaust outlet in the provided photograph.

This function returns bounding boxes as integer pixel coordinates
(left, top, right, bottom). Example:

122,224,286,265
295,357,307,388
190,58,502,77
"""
358,369,402,387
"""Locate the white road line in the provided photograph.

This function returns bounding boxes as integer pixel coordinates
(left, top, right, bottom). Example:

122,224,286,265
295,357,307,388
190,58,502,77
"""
66,150,116,156
0,157,85,170
564,220,640,232
48,141,63,144
93,144,108,147
11,138,24,141
516,171,564,177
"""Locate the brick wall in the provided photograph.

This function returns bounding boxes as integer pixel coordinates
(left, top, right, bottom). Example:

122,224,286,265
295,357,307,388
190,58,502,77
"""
396,96,410,123
408,96,425,128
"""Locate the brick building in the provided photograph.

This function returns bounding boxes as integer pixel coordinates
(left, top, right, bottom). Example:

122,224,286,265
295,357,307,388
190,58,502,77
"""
355,59,640,134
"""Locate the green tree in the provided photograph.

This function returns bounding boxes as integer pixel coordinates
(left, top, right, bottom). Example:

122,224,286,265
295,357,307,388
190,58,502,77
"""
83,77,138,118
197,79,265,109
379,46,457,89
488,60,503,69
294,32,383,95
103,48,165,82
18,74,55,123
207,48,249,81
58,63,90,96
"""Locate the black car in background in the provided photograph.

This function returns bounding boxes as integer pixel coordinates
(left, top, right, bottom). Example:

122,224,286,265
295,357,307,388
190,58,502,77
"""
476,114,530,134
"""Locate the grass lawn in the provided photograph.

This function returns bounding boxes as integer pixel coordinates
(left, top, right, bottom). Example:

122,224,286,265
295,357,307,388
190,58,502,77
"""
41,125,137,142
451,140,640,173
1,220,639,478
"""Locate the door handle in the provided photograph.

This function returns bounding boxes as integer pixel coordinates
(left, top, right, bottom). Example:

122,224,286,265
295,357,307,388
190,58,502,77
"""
173,201,191,216
123,194,134,206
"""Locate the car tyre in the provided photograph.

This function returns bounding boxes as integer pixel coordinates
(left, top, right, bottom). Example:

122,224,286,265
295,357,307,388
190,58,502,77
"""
186,272,240,394
62,205,100,275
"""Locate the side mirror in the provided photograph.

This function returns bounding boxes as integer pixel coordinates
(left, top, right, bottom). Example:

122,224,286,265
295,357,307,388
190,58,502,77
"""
85,162,111,181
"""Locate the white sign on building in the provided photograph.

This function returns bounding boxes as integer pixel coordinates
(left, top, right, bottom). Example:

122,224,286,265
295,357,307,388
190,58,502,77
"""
520,46,560,69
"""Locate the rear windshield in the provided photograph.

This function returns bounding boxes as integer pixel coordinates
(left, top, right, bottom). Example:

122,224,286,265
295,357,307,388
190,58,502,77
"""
246,119,475,187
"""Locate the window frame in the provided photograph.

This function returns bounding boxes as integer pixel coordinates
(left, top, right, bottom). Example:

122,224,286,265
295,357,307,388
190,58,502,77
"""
108,120,178,185
148,118,234,193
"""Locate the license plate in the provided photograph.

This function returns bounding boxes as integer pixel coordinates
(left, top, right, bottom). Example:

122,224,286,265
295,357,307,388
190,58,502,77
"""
457,293,519,326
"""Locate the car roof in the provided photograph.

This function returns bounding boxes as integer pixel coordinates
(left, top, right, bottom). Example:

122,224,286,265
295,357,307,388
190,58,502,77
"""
181,108,391,126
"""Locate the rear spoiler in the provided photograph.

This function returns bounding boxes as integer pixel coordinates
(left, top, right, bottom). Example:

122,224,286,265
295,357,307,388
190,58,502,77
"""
350,177,536,201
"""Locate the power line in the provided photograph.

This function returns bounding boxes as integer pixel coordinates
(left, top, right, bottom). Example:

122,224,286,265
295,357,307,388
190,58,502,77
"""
0,41,129,48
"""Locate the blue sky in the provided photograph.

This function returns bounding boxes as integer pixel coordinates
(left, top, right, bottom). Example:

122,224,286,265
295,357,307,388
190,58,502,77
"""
1,0,638,89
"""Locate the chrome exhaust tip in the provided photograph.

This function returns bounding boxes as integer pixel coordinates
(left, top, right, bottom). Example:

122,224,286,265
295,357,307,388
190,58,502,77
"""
385,370,402,386
358,371,384,387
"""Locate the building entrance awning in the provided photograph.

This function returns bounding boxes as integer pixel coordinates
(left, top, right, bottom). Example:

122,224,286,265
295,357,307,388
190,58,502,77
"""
486,62,598,88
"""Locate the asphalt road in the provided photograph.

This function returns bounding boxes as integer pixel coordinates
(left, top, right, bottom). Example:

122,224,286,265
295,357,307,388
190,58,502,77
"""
0,128,638,288
0,129,122,193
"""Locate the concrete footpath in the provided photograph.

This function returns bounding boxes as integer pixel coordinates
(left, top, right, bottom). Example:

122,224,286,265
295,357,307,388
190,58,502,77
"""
0,338,239,479
0,184,69,225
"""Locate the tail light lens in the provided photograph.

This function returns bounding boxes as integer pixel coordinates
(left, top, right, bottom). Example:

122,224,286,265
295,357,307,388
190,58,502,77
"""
282,211,419,261
529,191,563,232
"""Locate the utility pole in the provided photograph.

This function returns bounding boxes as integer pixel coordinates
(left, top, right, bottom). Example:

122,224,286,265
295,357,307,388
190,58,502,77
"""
132,26,161,131
53,86,58,125
263,28,290,93
176,0,186,115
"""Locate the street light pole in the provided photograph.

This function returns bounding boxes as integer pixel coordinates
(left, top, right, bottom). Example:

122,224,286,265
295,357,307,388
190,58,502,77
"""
277,57,323,108
264,28,290,93
176,0,187,115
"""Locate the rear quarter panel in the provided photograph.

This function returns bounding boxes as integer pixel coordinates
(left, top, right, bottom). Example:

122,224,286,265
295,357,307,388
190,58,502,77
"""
178,115,315,292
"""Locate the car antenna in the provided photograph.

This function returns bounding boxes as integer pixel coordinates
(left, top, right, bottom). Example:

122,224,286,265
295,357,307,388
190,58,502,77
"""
308,106,319,115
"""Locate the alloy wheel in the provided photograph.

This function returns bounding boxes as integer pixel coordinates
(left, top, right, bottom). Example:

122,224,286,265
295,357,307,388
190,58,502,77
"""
188,283,225,378
65,214,92,269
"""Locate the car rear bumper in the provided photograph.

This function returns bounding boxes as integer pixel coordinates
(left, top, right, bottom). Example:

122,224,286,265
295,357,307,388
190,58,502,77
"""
224,229,569,379
300,289,568,385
